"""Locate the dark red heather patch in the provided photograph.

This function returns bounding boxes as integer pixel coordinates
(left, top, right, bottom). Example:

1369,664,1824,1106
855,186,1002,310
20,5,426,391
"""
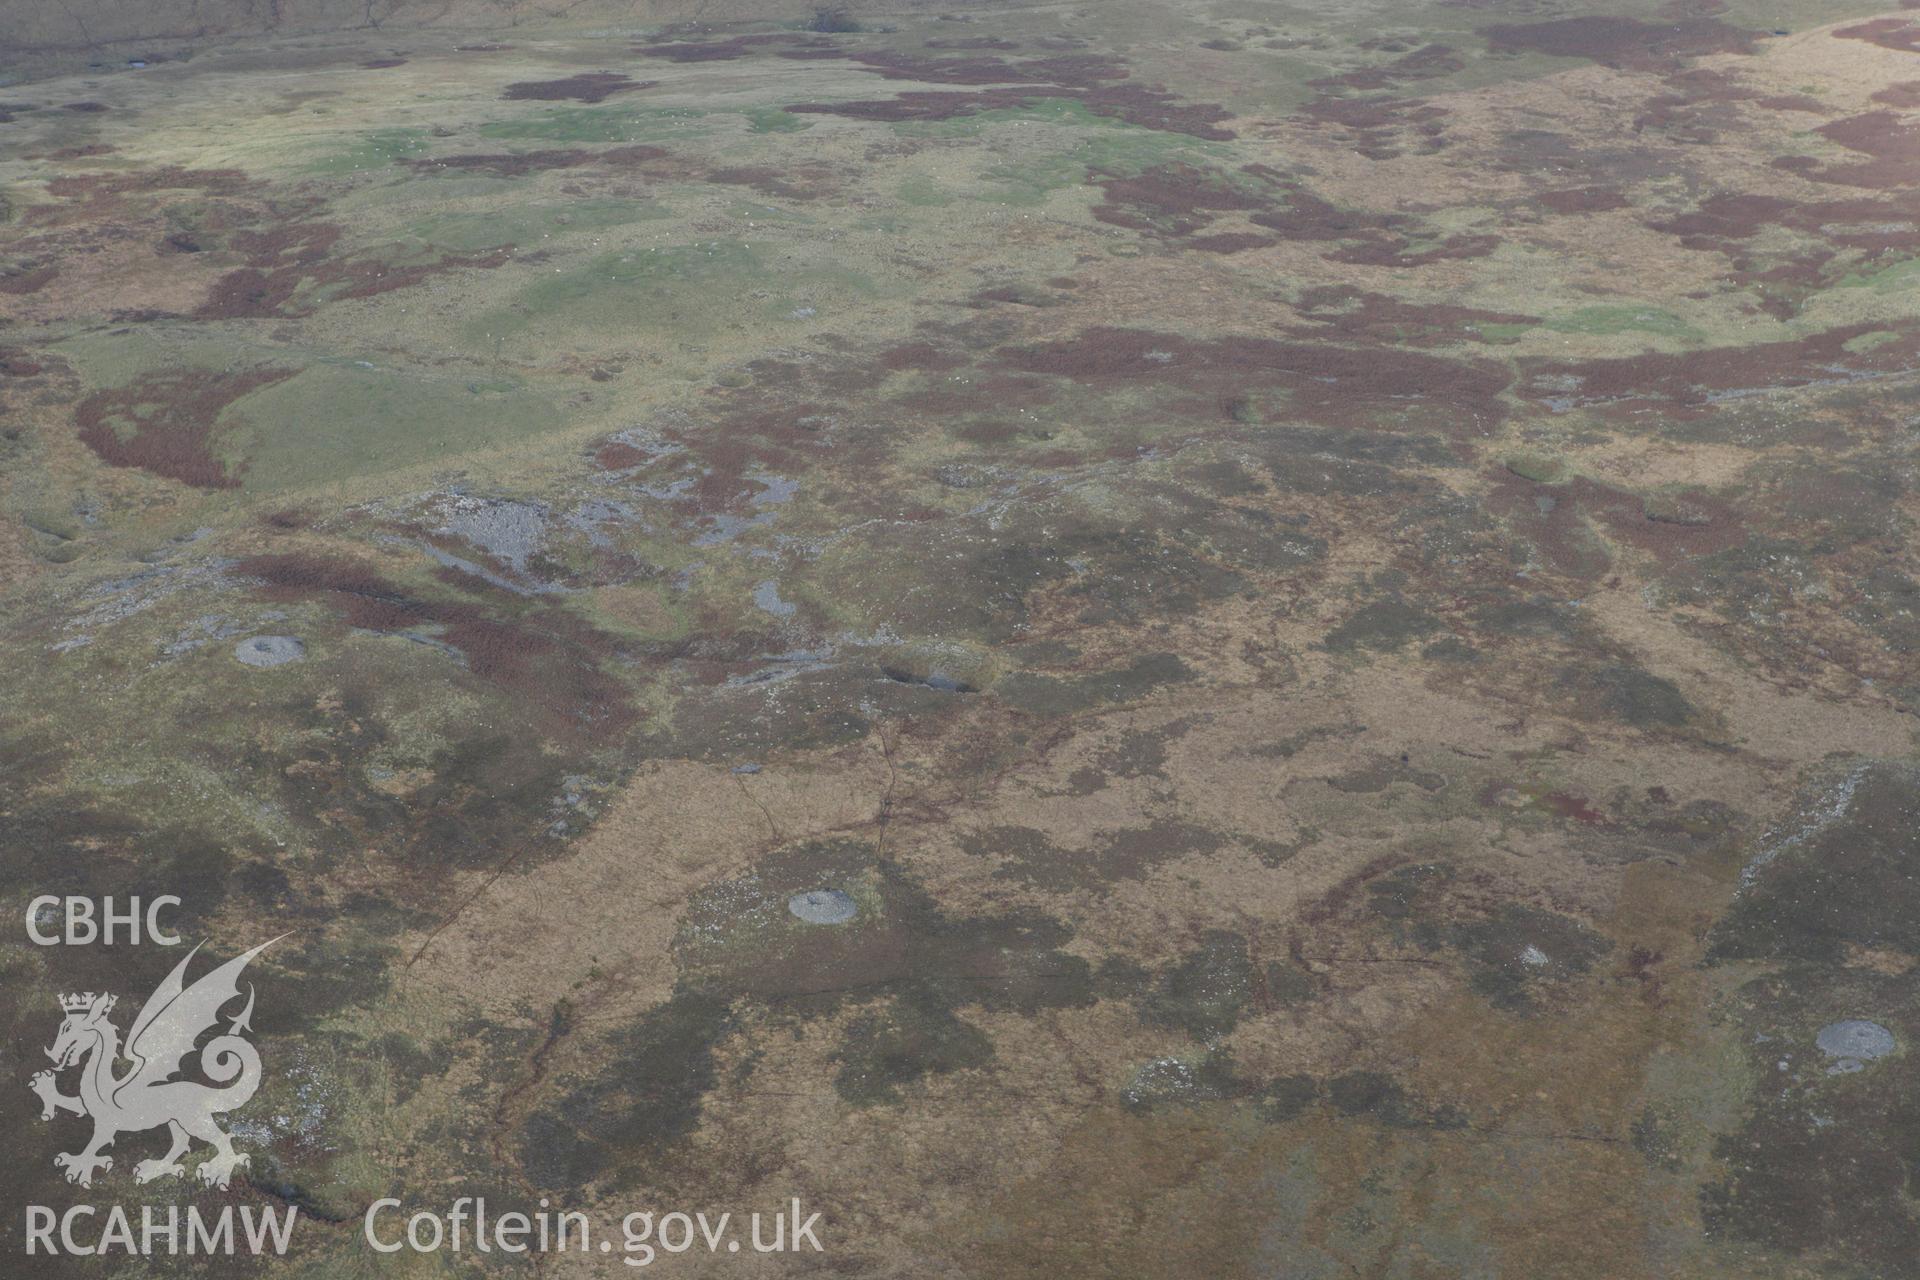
1520,325,1920,413
1544,792,1613,826
1644,190,1920,314
1312,42,1462,92
502,73,652,103
949,419,1020,444
1086,84,1236,139
1488,472,1747,577
1538,187,1630,214
239,553,421,630
260,508,315,530
0,265,57,294
787,81,1234,139
1245,183,1494,267
0,349,46,377
603,145,671,165
644,395,844,518
29,167,253,227
1780,111,1920,188
1758,98,1920,188
878,341,967,373
362,58,408,70
197,219,511,319
1333,232,1497,268
238,553,634,740
63,101,108,113
997,327,1509,431
1873,82,1920,108
1482,17,1758,67
1821,110,1920,162
595,441,649,471
706,165,836,200
1652,192,1791,241
1091,163,1264,238
454,623,634,739
1286,287,1536,346
1837,18,1920,53
1631,67,1773,138
1297,95,1450,160
898,373,1056,416
74,368,295,489
1654,191,1920,253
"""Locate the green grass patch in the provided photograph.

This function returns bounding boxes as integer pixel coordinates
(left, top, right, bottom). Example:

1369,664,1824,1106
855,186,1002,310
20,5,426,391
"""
219,364,565,493
898,175,956,207
978,124,1226,207
1838,257,1920,293
1543,306,1701,340
301,128,431,175
1843,330,1900,354
463,242,877,347
745,106,811,134
478,106,709,144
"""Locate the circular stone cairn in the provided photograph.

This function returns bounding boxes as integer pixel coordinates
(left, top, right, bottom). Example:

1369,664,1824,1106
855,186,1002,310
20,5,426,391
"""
234,635,306,667
1816,1019,1896,1073
788,889,857,926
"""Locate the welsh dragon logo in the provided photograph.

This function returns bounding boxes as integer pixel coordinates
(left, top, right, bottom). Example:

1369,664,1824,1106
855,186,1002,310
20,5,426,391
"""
30,938,280,1189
